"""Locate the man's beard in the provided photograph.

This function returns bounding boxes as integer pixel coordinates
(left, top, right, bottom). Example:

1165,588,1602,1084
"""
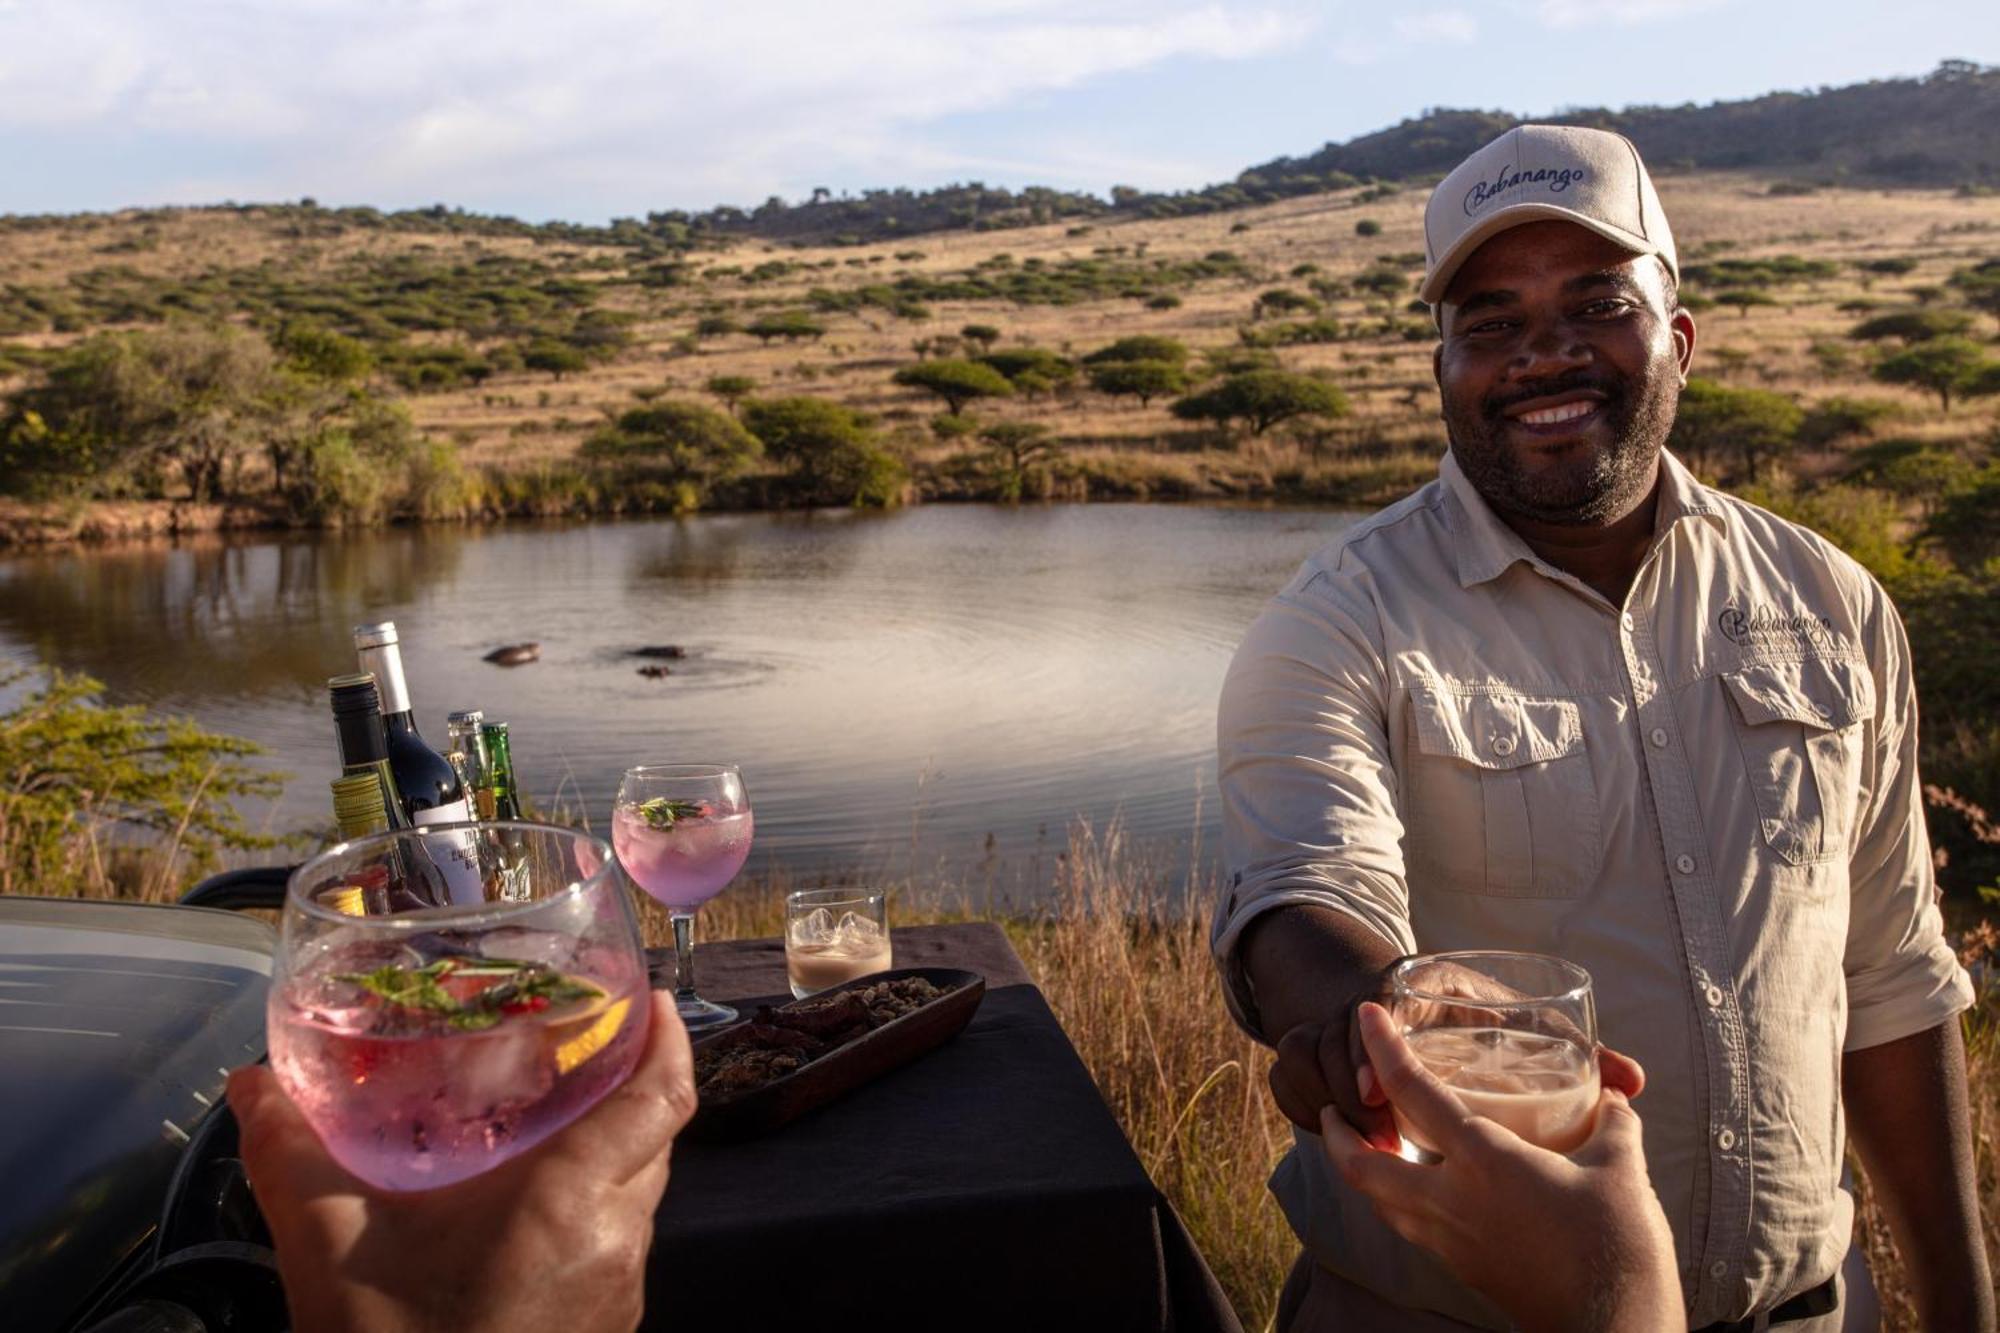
1443,366,1679,526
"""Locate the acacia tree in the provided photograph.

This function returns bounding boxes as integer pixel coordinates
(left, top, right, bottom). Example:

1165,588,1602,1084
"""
1668,378,1802,482
741,396,905,505
980,421,1061,501
581,399,762,508
1872,337,2000,412
892,359,1014,415
1087,359,1189,408
0,324,284,502
1170,371,1349,437
705,375,758,416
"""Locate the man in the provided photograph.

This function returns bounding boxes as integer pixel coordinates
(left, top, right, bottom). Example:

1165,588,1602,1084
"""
1213,125,1987,1331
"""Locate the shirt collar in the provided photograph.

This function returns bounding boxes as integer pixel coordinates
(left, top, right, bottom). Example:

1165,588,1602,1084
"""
1442,448,1730,590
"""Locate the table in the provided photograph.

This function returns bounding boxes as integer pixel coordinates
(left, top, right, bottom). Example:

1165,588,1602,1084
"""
645,923,1244,1333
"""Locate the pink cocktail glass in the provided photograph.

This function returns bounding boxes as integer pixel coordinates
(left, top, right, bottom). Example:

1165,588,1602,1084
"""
612,764,752,1031
268,821,651,1191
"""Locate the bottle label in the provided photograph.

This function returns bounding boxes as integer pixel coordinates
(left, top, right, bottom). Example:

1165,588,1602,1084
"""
412,800,487,905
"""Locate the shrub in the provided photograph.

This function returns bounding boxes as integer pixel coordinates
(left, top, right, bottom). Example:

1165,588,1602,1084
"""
1796,396,1902,449
0,668,280,897
1925,462,2000,571
976,347,1077,393
1849,308,1977,343
694,314,740,339
1171,371,1349,437
1841,439,1976,515
1088,359,1191,408
1714,289,1779,317
1252,288,1319,320
980,421,1061,501
1355,219,1382,237
742,396,904,506
705,375,758,414
960,324,1002,349
1144,294,1183,311
581,399,762,508
891,359,1015,415
1871,337,2000,411
1668,378,1802,482
1081,335,1190,367
522,339,589,380
746,311,827,344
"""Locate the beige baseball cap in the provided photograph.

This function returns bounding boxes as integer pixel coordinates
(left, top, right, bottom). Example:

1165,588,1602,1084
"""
1420,124,1677,306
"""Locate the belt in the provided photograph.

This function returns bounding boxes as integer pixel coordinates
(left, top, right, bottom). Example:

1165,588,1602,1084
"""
1693,1275,1839,1332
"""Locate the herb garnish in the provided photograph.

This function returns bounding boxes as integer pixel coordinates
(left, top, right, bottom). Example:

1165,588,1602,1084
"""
637,797,706,831
339,957,602,1030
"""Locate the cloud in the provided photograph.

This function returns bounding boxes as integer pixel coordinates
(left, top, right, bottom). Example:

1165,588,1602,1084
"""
1530,0,1728,28
1394,10,1479,44
0,0,1314,218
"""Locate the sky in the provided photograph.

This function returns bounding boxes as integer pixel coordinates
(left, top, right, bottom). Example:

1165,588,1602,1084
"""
0,0,1996,225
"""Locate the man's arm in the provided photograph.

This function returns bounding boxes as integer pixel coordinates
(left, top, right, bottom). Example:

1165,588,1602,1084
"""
1242,904,1407,1141
1843,1021,1993,1332
1840,582,1985,1328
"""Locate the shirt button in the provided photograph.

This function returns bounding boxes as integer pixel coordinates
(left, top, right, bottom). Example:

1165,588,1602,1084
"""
1675,853,1697,875
1621,612,1636,631
1491,735,1517,757
1649,726,1669,748
1705,984,1725,1007
1716,1128,1736,1151
1710,1259,1728,1280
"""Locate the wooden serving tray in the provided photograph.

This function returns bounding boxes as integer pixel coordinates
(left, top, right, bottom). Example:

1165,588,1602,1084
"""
685,967,984,1142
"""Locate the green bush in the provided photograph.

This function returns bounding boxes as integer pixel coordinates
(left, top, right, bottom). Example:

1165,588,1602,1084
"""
1355,219,1382,237
1669,378,1802,482
1088,360,1190,407
1849,308,1977,343
1871,337,2000,411
1171,371,1349,437
742,396,904,506
1081,335,1190,367
0,668,280,897
746,311,827,344
891,359,1014,415
1797,396,1902,448
581,399,762,509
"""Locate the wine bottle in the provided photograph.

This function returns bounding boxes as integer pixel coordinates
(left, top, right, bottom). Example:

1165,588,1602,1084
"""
478,720,523,821
351,622,486,904
352,623,470,821
326,678,448,911
328,673,409,830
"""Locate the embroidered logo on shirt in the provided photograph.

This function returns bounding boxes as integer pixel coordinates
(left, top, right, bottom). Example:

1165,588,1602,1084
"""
1718,603,1838,651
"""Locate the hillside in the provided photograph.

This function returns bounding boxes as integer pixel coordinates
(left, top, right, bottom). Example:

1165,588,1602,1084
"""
644,59,2000,244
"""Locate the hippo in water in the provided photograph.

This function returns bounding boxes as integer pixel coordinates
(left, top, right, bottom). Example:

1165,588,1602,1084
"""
482,643,541,666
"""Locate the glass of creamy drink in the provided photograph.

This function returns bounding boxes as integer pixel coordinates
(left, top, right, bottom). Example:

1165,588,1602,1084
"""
1387,951,1599,1161
785,889,892,998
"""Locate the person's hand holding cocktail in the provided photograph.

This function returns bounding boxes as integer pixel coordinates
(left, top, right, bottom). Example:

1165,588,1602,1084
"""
240,822,693,1333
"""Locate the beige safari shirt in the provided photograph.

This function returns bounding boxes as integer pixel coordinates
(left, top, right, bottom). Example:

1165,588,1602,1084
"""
1213,450,1973,1328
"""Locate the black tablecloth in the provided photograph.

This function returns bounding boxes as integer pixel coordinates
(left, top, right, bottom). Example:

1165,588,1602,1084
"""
645,922,1243,1333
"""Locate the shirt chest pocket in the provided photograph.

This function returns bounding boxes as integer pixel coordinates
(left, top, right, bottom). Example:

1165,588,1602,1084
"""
1403,688,1601,899
1721,657,1875,866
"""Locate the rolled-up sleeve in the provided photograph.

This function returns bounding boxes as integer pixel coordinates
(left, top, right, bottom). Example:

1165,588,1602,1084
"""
1842,581,1974,1053
1212,563,1416,1039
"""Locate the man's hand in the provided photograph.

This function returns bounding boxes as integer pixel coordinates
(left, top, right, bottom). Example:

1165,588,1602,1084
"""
229,990,696,1333
1318,1003,1678,1333
1266,949,1644,1146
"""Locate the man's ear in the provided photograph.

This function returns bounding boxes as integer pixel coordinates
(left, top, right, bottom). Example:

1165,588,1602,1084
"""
1671,308,1697,387
1431,340,1444,392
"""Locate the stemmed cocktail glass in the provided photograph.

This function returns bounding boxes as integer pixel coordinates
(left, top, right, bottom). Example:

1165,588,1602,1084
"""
612,763,753,1031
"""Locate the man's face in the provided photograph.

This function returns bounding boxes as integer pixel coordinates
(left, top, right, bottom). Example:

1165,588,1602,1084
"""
1433,221,1696,527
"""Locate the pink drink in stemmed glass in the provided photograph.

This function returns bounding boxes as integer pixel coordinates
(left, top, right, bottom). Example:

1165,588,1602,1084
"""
267,822,651,1192
611,804,754,911
612,764,752,1032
